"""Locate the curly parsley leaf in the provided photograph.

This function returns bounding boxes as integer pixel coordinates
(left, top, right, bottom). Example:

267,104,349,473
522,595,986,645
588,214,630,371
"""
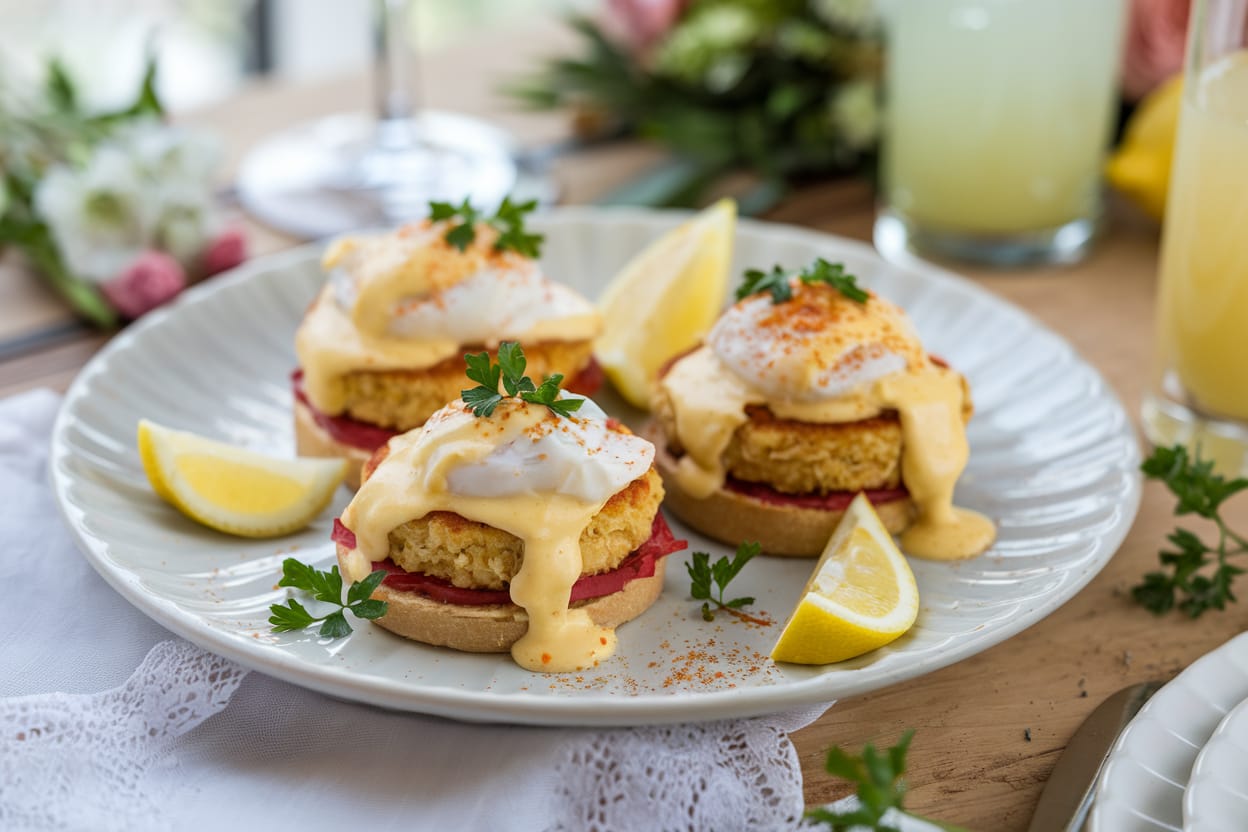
460,341,581,420
1134,444,1248,618
687,541,759,621
428,196,543,257
808,730,968,832
737,259,868,305
269,558,389,639
801,258,869,303
737,265,793,303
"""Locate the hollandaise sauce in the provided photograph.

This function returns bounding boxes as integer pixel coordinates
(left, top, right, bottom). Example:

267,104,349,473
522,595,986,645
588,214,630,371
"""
339,400,650,672
294,223,601,417
658,283,994,561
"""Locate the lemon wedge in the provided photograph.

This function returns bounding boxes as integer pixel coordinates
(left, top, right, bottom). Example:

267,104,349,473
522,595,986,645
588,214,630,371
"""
138,419,346,538
770,494,919,665
595,198,735,409
1105,74,1184,222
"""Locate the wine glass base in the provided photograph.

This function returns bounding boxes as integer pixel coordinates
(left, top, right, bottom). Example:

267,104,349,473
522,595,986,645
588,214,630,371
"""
1142,390,1248,477
236,111,553,239
874,209,1099,269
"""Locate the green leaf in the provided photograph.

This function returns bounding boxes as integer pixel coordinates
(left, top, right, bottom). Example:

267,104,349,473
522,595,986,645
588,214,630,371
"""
724,540,760,583
268,599,316,632
544,397,585,418
318,611,353,639
347,570,386,605
46,59,78,112
464,350,501,389
686,551,712,600
306,564,343,605
445,222,477,252
801,258,869,303
350,599,388,620
724,596,755,608
497,341,527,389
462,386,503,417
278,558,319,592
737,265,792,303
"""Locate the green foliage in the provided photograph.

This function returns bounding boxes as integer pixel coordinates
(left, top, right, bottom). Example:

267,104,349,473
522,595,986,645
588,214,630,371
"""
508,7,881,208
736,258,867,304
1134,445,1248,617
268,558,389,639
428,196,543,258
460,341,583,419
808,731,968,832
687,541,759,620
0,53,167,328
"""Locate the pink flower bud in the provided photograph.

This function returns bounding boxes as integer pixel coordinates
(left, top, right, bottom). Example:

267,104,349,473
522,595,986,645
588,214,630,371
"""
606,0,685,54
201,225,248,277
100,250,187,320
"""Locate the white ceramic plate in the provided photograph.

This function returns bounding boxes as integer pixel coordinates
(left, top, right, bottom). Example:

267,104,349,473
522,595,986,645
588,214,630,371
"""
1186,695,1248,831
1091,632,1248,831
51,208,1141,726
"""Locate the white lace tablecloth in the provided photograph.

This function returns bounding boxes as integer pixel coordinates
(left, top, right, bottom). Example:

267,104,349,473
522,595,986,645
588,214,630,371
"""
0,389,831,832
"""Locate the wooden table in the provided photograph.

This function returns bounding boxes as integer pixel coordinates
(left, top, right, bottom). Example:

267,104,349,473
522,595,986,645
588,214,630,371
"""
4,24,1246,831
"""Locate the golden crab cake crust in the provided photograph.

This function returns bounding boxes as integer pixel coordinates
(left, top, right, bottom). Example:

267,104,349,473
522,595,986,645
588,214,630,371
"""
325,338,595,431
652,369,972,495
384,468,664,590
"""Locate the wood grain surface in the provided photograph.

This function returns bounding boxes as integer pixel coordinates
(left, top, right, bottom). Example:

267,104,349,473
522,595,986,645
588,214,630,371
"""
2,22,1245,831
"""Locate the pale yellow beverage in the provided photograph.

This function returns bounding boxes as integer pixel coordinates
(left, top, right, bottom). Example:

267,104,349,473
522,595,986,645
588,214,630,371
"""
1156,52,1248,422
881,0,1126,237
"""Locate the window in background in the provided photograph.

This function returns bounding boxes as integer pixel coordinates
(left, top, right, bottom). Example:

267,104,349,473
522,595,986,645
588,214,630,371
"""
0,0,581,113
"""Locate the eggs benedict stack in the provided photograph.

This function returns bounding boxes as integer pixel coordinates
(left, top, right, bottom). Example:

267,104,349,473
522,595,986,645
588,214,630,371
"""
293,199,603,488
651,258,995,560
333,343,684,672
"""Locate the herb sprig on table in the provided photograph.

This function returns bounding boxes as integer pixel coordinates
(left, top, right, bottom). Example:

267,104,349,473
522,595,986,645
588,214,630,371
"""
268,558,388,639
1134,444,1248,617
428,196,544,258
737,258,869,305
687,541,762,622
808,731,968,832
461,341,583,419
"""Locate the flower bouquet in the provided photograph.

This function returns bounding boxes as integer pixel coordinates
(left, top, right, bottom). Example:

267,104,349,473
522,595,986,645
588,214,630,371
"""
0,59,245,328
512,0,882,210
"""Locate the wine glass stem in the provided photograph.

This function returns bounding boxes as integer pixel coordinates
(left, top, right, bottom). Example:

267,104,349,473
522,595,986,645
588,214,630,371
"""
375,0,418,130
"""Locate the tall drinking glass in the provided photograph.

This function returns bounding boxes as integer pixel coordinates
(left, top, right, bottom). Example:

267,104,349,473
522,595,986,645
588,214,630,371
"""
875,0,1128,266
1142,0,1248,475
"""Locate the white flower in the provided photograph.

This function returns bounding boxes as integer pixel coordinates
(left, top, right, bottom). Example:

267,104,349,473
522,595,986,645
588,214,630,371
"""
812,0,878,32
34,147,155,282
152,180,219,265
118,119,221,187
829,80,880,152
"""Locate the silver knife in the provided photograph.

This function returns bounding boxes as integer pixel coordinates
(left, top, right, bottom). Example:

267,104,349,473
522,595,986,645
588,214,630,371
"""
1027,681,1164,832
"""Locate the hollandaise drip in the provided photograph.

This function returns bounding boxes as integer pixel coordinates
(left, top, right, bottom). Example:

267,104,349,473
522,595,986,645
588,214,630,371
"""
658,347,994,561
340,402,618,672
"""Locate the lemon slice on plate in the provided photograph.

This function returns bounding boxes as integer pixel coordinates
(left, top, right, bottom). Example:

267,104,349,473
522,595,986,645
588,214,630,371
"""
595,198,735,409
138,419,346,538
771,494,919,665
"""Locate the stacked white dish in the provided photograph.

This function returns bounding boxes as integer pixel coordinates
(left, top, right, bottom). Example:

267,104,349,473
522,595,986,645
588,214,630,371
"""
1091,632,1248,831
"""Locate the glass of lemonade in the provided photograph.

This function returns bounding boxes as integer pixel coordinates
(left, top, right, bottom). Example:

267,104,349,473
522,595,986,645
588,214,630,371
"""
875,0,1127,266
1143,0,1248,475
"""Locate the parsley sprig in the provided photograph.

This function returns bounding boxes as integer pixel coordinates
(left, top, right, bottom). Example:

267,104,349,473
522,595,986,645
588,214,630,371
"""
687,541,760,621
461,340,583,419
807,731,967,832
268,558,388,639
1134,444,1248,617
736,258,869,305
428,196,544,258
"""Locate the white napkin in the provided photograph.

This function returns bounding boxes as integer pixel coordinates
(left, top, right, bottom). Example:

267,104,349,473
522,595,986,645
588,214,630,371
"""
0,389,829,832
